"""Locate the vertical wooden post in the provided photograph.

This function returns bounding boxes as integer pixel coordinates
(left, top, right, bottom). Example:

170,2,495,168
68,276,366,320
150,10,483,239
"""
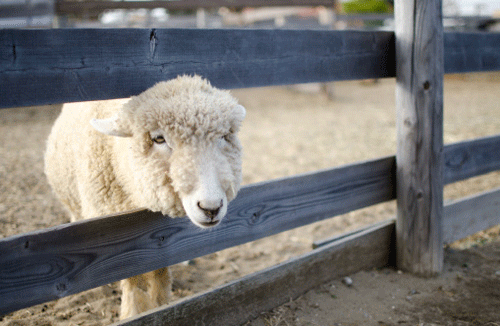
395,0,444,276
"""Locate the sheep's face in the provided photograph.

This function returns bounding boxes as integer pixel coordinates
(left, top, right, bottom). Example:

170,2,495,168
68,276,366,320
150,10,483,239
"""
167,135,242,228
90,76,245,229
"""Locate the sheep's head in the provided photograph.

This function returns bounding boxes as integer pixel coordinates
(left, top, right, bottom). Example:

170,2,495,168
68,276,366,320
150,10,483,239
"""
90,75,245,228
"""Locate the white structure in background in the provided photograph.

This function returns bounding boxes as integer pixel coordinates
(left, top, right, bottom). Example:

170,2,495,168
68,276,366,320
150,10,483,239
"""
219,6,334,27
443,0,462,27
100,8,169,27
0,0,54,28
443,0,461,15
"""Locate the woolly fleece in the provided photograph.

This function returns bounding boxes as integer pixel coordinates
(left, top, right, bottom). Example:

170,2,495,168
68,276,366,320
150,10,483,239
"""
44,75,245,222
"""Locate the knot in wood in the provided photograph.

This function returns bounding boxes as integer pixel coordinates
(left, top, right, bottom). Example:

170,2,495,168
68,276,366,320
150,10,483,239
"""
251,211,261,223
157,236,166,247
56,282,67,292
416,190,424,199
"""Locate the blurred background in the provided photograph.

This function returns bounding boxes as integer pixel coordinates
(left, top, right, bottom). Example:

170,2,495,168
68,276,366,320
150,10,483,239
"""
1,0,499,31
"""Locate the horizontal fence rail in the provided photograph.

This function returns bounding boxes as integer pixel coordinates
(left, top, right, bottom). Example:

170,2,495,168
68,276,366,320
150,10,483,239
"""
119,220,397,326
444,32,500,74
444,134,500,184
1,29,500,108
0,28,396,108
0,157,396,314
444,187,500,244
2,135,500,314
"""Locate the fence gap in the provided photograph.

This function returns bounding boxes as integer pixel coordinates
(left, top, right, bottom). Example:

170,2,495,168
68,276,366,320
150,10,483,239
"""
395,0,445,276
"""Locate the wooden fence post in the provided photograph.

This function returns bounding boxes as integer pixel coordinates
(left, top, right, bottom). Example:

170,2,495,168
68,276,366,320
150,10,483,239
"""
395,0,444,276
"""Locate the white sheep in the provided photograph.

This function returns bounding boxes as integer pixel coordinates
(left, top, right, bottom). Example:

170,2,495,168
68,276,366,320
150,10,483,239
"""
44,75,246,319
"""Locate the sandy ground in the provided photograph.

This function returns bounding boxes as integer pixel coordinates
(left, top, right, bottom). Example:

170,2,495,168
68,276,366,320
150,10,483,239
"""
1,73,500,325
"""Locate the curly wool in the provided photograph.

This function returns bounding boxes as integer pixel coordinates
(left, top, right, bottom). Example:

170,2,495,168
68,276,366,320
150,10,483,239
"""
45,75,246,320
44,75,244,221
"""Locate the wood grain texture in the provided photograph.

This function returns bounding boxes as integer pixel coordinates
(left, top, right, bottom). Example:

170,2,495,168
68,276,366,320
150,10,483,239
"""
444,32,500,74
0,28,395,108
313,187,500,249
443,187,500,244
0,157,396,315
444,135,500,185
116,220,395,326
312,219,396,249
395,0,444,276
1,29,500,109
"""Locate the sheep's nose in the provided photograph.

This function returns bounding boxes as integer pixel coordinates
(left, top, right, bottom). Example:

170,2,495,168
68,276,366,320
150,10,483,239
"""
197,200,223,219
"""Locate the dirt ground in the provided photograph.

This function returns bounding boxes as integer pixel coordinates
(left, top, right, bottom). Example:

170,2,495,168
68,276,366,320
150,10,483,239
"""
1,73,500,326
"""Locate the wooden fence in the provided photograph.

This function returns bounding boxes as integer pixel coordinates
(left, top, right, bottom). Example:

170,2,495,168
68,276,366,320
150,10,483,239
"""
1,3,500,325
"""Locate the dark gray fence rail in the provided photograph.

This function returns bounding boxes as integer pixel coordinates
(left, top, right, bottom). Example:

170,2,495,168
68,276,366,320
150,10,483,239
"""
0,28,395,108
1,29,500,109
444,134,500,184
0,157,395,314
1,135,500,314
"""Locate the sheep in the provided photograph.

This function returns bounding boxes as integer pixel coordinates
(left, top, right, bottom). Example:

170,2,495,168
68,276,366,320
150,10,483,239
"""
44,75,246,319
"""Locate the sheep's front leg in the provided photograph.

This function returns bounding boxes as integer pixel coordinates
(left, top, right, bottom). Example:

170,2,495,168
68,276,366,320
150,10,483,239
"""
147,267,172,306
119,268,172,320
120,276,155,320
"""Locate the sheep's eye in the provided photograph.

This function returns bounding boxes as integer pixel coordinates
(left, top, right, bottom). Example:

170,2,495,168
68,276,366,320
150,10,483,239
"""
152,135,166,144
222,134,231,142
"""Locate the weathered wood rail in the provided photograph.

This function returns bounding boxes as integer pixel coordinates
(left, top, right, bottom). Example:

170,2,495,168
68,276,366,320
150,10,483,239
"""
1,19,500,326
1,28,396,108
1,29,500,108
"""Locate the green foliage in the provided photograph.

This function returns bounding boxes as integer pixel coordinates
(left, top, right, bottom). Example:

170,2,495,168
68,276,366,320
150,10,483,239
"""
343,0,392,14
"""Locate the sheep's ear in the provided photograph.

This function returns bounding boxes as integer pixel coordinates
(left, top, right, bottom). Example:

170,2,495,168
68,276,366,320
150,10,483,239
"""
90,116,132,137
233,105,246,122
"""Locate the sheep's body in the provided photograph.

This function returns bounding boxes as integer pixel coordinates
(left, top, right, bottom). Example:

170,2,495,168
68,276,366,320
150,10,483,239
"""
45,99,136,220
44,75,245,319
